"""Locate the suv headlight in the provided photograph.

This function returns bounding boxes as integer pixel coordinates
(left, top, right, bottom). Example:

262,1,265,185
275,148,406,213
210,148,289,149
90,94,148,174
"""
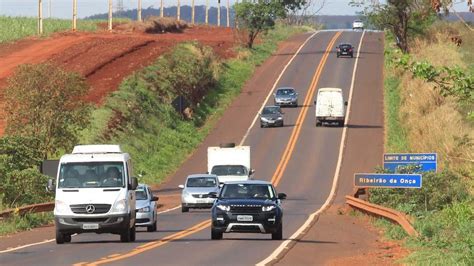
277,117,283,120
55,200,69,214
112,199,127,213
262,205,276,212
138,206,151,213
216,205,230,212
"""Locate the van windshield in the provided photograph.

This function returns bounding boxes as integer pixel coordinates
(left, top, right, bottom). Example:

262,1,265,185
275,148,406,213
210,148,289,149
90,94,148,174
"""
211,165,248,176
58,162,125,188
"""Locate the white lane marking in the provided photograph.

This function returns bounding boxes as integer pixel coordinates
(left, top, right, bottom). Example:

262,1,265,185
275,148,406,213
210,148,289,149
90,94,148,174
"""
239,31,320,146
0,31,321,255
257,30,367,266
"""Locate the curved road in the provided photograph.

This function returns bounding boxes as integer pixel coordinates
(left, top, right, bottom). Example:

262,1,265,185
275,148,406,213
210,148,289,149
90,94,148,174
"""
0,30,384,265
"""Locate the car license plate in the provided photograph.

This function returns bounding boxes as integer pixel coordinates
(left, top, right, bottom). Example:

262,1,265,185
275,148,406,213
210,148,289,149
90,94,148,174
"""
237,215,253,222
196,199,206,203
82,223,99,230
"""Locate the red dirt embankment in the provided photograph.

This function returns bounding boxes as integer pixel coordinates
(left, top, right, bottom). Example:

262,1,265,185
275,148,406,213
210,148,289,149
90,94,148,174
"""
0,26,237,135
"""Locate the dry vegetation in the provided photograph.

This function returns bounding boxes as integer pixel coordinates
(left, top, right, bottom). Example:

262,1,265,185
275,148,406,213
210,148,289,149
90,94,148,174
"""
115,16,188,33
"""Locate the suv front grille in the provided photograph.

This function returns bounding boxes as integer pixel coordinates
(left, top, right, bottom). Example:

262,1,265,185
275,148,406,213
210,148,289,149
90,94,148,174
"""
70,204,111,214
230,205,261,213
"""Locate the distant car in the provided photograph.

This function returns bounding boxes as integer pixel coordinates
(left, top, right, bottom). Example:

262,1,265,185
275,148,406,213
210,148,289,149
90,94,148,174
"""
336,43,354,58
273,87,298,107
352,20,364,30
260,106,284,128
210,180,286,240
179,174,220,212
135,184,159,232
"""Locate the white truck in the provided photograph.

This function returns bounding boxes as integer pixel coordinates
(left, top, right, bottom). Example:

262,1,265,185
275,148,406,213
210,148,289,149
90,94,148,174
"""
314,87,348,127
47,145,138,244
207,144,254,183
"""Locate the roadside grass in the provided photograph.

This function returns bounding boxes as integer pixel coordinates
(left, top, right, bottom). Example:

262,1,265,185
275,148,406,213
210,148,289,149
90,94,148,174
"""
81,24,309,185
0,213,53,236
0,16,101,43
384,71,409,153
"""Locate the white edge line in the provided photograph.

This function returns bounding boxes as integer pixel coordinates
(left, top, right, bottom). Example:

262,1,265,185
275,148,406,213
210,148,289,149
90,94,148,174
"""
239,31,320,146
256,30,366,266
0,239,55,254
156,205,181,215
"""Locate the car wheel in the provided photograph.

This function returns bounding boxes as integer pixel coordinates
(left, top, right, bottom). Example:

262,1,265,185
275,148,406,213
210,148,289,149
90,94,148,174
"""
211,227,223,240
120,227,132,242
280,122,284,127
56,229,65,244
64,234,72,243
351,54,353,58
147,219,157,232
272,223,283,240
130,226,136,242
260,123,264,128
316,121,322,127
338,121,344,127
181,205,189,213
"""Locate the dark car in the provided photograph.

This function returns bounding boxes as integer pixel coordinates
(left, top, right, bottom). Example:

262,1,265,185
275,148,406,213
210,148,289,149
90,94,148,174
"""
210,180,286,240
336,43,354,58
273,87,298,107
260,106,284,128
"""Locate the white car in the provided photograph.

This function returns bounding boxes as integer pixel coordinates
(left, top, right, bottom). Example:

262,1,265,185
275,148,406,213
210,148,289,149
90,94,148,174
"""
179,174,220,212
353,20,364,30
135,184,158,232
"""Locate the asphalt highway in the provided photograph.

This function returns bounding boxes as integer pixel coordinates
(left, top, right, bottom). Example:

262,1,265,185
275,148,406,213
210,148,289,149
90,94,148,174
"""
0,30,384,265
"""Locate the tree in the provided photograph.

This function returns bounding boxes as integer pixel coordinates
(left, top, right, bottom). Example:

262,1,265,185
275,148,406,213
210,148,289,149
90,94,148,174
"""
235,0,304,48
4,63,91,159
352,0,436,53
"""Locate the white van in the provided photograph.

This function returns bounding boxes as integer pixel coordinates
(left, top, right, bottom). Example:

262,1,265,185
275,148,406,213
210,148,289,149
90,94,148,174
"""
48,145,138,244
314,88,348,127
208,144,254,183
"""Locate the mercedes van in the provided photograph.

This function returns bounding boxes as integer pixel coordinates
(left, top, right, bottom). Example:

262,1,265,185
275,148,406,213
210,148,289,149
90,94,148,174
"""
49,145,138,244
314,88,348,127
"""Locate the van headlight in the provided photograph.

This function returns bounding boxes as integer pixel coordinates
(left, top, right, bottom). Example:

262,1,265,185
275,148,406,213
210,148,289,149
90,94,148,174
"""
55,200,69,214
138,206,151,213
216,205,230,212
112,199,127,213
262,205,276,212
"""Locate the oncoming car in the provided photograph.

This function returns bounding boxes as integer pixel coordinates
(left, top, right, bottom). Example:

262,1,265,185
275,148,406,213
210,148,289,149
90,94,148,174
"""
336,43,354,58
179,174,220,212
352,19,364,30
273,87,298,107
135,184,159,232
260,106,284,128
210,180,286,240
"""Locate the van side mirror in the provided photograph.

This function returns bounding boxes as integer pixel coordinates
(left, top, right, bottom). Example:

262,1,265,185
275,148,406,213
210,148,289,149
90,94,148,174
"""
151,196,159,202
178,184,185,189
47,179,55,192
219,182,225,188
314,100,316,105
208,192,218,198
131,177,138,190
344,101,348,106
249,169,255,175
277,193,287,200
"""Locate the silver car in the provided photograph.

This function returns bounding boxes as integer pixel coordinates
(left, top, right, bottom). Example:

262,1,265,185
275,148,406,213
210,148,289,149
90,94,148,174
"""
135,184,158,232
274,87,298,107
179,174,220,212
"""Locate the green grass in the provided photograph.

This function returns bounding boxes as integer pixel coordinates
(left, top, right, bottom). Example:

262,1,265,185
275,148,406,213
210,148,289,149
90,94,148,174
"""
384,73,409,153
0,16,100,43
0,212,53,236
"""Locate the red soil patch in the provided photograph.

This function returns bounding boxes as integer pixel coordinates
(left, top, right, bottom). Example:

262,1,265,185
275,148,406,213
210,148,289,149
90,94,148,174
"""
0,25,237,135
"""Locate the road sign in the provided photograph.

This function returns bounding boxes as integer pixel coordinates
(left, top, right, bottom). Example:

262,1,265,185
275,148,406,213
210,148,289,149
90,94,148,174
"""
383,153,437,173
354,173,422,188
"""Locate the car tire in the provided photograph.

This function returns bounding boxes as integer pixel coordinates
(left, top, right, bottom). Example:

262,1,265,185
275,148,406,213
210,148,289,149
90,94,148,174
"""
120,226,133,242
280,122,284,127
338,121,344,127
316,121,322,127
272,223,283,240
56,229,65,244
147,219,157,232
260,123,263,128
181,205,189,213
351,54,353,58
64,234,72,243
211,227,223,240
130,226,136,242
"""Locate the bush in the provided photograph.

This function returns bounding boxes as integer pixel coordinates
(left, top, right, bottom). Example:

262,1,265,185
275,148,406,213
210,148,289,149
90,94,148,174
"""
5,63,91,159
115,17,188,34
2,168,52,207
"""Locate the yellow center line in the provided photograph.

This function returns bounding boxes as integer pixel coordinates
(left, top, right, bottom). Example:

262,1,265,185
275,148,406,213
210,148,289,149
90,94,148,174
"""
76,31,342,266
271,31,342,187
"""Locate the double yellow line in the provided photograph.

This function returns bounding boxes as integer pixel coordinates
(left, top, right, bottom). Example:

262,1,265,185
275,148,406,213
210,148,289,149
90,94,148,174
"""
271,31,341,186
76,31,341,266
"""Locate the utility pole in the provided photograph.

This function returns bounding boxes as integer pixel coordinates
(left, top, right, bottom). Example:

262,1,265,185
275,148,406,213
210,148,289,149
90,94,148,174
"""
226,0,229,27
137,0,142,22
217,0,221,27
191,0,195,24
160,0,164,17
38,0,43,35
205,0,209,25
177,0,180,20
48,0,52,18
72,0,77,31
108,0,113,31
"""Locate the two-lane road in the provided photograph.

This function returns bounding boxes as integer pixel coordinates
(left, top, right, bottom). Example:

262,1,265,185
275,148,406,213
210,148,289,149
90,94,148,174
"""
0,30,384,265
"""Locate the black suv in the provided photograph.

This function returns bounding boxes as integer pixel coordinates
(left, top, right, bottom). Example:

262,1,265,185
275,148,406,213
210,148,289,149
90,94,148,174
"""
336,43,354,58
210,180,286,240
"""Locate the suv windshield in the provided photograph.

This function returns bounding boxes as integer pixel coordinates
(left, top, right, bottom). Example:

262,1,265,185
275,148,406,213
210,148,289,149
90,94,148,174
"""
58,162,125,188
262,107,281,115
135,189,148,200
276,88,295,96
211,165,248,176
186,177,217,187
340,44,352,49
220,184,275,199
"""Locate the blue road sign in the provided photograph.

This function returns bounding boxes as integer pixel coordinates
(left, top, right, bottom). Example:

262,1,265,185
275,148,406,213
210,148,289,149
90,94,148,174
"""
354,173,422,188
383,153,437,173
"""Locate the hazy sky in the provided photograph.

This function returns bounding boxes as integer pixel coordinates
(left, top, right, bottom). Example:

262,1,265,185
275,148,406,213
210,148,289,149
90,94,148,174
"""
0,0,364,18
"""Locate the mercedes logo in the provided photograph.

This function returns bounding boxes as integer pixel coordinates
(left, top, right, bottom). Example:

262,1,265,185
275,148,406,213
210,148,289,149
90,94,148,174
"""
85,205,95,214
